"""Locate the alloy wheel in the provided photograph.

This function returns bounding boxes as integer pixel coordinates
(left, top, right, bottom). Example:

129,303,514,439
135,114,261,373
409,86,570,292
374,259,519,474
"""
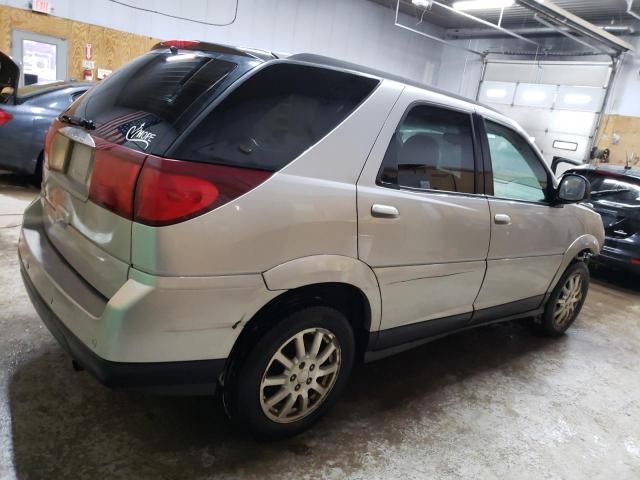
553,273,583,329
260,327,341,424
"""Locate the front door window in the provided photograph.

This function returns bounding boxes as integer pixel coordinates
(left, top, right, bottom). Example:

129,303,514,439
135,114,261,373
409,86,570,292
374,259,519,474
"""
485,120,549,203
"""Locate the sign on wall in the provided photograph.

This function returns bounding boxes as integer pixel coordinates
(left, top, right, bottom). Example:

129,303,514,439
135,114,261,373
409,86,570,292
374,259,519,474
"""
31,0,51,14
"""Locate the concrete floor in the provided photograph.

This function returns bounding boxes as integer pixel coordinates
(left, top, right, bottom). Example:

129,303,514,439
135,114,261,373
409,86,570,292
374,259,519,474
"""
1,173,640,480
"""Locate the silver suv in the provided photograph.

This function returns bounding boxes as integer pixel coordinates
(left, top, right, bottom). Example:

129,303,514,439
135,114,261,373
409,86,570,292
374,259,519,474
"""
19,41,604,438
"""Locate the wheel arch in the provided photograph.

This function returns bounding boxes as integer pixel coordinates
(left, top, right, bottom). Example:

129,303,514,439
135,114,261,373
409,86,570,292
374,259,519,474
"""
261,255,382,331
223,256,382,388
547,234,599,292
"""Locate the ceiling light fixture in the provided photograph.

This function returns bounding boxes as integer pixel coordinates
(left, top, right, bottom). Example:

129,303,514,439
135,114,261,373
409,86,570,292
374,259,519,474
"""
411,0,431,7
453,0,515,11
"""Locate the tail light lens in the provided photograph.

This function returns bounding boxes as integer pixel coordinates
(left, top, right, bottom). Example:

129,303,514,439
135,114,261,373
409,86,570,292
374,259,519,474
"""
0,109,12,126
88,142,145,218
133,156,272,226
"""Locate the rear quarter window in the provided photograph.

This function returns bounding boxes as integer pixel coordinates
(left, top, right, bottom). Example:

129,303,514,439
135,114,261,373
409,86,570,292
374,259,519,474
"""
171,63,379,171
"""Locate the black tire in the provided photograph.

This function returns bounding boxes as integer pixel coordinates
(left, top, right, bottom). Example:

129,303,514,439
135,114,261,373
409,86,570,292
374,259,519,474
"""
225,306,355,440
541,261,589,337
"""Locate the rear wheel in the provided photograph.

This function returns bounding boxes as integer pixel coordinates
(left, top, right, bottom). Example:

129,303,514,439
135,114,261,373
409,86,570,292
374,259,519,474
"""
541,261,589,336
226,306,354,439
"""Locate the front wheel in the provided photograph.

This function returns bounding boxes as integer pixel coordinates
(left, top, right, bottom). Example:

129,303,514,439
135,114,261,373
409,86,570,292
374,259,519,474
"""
541,261,590,336
226,306,355,439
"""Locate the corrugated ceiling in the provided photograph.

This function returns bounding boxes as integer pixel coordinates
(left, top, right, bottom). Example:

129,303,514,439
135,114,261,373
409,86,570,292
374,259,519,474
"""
371,0,639,29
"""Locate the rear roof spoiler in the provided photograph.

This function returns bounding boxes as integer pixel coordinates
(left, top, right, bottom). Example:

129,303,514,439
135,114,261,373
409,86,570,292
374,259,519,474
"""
151,40,277,61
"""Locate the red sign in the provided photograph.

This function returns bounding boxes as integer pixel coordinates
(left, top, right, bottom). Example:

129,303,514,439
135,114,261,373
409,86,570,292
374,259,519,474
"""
85,43,92,60
32,0,50,14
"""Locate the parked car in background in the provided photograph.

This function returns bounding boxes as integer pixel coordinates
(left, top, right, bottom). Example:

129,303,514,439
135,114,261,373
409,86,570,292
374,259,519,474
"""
0,51,92,181
19,41,604,439
559,163,640,275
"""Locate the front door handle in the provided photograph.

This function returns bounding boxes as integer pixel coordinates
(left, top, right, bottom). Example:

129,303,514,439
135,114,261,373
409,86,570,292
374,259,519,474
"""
494,214,511,225
371,204,400,218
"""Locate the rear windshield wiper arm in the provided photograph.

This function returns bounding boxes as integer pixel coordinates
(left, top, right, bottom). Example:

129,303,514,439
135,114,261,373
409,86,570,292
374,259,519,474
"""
591,188,631,197
59,114,96,130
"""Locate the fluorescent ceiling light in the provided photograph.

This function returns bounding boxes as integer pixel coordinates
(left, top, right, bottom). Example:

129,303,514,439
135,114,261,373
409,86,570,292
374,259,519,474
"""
411,0,431,7
453,0,515,10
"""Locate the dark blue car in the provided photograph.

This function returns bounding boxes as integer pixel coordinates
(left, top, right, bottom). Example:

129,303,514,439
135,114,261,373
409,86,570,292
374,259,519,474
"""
554,159,640,276
1,51,91,180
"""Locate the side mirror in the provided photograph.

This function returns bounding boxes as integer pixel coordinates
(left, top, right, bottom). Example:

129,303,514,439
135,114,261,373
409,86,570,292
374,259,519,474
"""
557,174,590,203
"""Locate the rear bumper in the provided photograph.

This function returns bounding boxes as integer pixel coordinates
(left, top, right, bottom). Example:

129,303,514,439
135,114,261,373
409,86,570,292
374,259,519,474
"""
21,266,225,393
593,244,640,274
18,197,278,393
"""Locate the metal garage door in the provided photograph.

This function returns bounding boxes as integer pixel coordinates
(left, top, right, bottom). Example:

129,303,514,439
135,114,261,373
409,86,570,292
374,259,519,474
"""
477,60,612,165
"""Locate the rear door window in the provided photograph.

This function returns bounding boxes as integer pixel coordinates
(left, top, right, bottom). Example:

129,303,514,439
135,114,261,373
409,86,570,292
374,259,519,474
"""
171,63,379,171
65,51,252,155
377,104,477,194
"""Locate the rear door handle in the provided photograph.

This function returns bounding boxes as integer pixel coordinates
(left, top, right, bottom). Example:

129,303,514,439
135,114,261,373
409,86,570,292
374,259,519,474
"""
371,204,400,218
494,214,511,225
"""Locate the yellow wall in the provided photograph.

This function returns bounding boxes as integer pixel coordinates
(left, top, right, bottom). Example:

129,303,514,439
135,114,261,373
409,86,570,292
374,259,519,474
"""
597,115,640,167
0,5,159,81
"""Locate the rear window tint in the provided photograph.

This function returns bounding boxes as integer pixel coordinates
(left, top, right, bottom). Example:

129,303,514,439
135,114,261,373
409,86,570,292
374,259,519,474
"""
586,173,640,205
65,51,250,155
171,63,379,171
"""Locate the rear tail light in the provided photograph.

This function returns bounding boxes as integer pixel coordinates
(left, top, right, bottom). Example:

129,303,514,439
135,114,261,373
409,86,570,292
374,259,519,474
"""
88,143,145,218
0,109,12,126
631,259,640,266
133,156,271,226
84,139,271,225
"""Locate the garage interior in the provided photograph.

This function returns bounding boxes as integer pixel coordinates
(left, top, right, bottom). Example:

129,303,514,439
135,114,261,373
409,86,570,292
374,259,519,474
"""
1,0,639,479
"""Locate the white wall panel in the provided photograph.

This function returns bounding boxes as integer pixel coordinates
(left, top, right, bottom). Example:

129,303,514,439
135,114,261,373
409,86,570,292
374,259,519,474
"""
539,63,611,87
548,111,598,136
607,37,640,117
1,0,445,85
484,62,539,83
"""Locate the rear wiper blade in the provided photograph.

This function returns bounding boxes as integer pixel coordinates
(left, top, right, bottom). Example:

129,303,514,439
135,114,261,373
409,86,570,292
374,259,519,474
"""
59,114,96,130
591,188,631,197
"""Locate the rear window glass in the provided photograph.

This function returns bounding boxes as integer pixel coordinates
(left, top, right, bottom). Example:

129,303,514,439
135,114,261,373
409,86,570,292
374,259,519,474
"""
65,51,248,155
171,63,379,171
586,173,640,205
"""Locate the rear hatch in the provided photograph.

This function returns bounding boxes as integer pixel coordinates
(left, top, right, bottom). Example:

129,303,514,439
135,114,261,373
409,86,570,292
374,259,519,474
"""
41,42,265,298
586,171,640,243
